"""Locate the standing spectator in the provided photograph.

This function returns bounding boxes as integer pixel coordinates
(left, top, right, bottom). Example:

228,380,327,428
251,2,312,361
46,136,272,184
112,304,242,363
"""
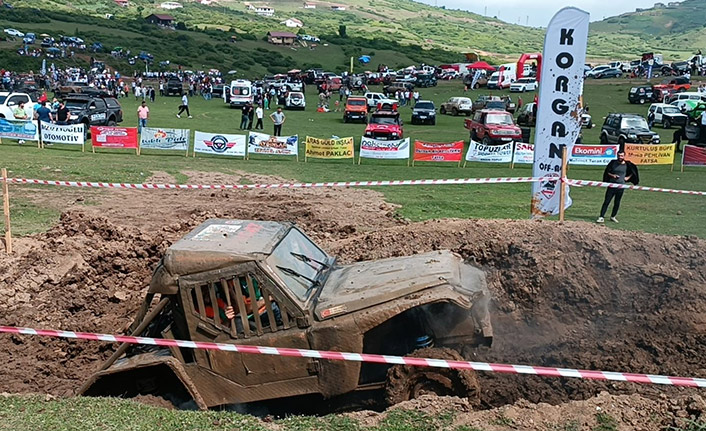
240,102,251,130
36,101,53,123
254,104,264,130
647,109,655,129
137,100,149,133
159,81,164,96
699,110,706,144
597,150,639,224
13,101,28,144
517,96,523,109
413,90,420,106
134,85,141,101
150,87,156,103
339,86,345,101
176,93,192,118
247,102,255,130
269,107,286,136
56,101,70,125
263,94,270,110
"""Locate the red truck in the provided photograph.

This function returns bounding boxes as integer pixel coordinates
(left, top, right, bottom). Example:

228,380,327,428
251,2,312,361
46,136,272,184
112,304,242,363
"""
364,105,403,140
465,109,522,145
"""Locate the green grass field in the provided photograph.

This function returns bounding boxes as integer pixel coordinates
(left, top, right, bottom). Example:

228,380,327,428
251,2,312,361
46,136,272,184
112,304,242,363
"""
2,79,706,238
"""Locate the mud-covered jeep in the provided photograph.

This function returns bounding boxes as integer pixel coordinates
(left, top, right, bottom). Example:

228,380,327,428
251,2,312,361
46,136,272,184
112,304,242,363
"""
80,219,493,409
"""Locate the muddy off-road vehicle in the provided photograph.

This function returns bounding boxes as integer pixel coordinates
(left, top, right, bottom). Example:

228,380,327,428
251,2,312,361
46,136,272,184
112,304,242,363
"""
80,220,492,409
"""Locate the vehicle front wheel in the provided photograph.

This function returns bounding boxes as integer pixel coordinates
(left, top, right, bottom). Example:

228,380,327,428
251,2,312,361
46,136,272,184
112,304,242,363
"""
600,133,608,144
473,83,480,89
385,347,480,406
639,98,645,104
482,136,492,146
452,108,458,116
440,106,446,115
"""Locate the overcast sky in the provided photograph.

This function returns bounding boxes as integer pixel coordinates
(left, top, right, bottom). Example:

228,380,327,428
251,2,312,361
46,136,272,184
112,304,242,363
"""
414,0,679,27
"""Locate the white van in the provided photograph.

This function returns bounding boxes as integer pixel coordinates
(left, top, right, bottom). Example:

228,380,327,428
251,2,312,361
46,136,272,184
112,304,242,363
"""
226,79,253,108
487,63,516,89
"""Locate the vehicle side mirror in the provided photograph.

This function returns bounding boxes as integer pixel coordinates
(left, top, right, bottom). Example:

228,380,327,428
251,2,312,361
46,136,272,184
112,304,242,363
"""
7,102,15,107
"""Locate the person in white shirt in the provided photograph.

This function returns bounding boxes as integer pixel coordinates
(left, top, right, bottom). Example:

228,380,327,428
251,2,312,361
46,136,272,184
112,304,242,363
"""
255,104,264,130
176,94,192,118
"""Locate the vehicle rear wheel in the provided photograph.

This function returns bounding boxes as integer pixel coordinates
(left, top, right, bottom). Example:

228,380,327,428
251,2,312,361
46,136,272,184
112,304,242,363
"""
639,98,645,104
440,106,446,115
664,118,671,129
473,83,480,89
385,347,480,406
343,117,349,123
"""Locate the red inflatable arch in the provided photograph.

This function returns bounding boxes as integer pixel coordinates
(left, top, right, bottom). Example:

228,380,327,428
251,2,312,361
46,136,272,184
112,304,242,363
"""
517,53,542,81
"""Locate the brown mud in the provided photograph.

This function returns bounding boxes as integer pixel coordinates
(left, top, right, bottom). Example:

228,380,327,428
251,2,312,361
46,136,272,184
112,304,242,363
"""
1,170,705,427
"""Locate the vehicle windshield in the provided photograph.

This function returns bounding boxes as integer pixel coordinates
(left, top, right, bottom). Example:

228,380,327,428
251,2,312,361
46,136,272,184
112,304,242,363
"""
65,100,88,109
266,228,330,301
485,102,506,110
662,106,681,114
621,117,649,129
486,113,514,125
415,102,434,110
370,115,399,125
347,99,366,106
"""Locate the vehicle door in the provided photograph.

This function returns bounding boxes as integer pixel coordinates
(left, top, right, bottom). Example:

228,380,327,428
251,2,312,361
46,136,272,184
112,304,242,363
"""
88,99,107,125
180,265,315,387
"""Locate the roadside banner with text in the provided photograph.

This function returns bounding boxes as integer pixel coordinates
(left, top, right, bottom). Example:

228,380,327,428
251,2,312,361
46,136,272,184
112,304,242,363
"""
413,140,464,165
512,142,535,165
305,136,354,161
359,137,410,161
0,118,39,141
682,145,706,169
91,126,138,154
464,140,513,164
624,143,675,165
140,127,190,153
248,132,299,159
40,122,84,147
569,144,619,165
193,131,246,157
530,7,590,217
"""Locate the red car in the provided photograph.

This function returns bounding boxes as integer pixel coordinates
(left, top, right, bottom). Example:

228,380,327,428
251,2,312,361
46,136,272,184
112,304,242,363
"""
465,109,522,145
364,107,403,140
653,76,691,93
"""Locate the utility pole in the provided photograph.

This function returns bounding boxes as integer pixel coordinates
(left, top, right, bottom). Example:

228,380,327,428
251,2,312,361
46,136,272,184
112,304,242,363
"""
526,15,529,26
484,6,487,16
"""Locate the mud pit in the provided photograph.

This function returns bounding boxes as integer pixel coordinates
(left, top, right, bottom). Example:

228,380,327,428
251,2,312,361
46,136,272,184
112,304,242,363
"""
1,170,705,426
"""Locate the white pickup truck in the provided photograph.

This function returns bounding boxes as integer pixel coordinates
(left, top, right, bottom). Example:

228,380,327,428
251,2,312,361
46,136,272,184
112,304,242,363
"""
364,92,397,110
0,92,36,119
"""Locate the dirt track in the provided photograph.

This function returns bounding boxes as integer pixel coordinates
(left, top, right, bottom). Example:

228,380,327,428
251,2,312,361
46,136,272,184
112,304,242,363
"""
1,170,705,427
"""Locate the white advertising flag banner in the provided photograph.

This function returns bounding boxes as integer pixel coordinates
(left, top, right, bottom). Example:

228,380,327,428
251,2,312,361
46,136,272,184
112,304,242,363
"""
247,132,299,156
140,127,190,151
512,142,535,164
194,131,246,156
530,7,589,217
359,137,410,160
40,121,84,145
465,140,513,163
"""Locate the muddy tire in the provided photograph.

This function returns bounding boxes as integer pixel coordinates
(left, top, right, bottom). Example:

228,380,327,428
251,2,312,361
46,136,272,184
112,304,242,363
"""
385,347,480,406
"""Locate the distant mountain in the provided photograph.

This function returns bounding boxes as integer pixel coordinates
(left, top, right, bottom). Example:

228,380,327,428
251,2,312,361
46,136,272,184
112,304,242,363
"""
591,0,706,36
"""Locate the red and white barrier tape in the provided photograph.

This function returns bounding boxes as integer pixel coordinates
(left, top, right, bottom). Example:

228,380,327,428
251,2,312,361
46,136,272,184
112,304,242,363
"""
564,178,706,196
3,176,550,190
1,325,704,388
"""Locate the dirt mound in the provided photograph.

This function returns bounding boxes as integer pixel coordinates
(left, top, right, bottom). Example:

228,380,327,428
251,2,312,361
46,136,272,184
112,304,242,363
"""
328,218,706,406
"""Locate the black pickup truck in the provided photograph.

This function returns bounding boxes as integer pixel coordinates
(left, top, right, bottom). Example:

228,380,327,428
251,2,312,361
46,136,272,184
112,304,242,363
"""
63,94,123,133
165,78,184,96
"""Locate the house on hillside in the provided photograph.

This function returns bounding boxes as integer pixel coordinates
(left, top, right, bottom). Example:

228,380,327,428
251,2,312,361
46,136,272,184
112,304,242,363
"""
113,0,129,7
267,31,297,45
145,14,176,26
160,1,183,9
667,1,680,6
330,5,346,11
256,6,275,16
281,18,303,28
654,2,666,8
303,2,316,8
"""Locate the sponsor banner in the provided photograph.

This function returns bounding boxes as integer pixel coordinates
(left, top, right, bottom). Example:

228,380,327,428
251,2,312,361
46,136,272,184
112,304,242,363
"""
682,145,706,167
569,144,619,165
91,126,138,148
530,7,590,217
248,132,299,157
624,143,675,165
305,136,354,160
465,140,513,163
40,121,84,146
194,131,246,156
140,127,190,151
513,142,535,164
359,137,410,160
0,118,39,141
413,140,464,163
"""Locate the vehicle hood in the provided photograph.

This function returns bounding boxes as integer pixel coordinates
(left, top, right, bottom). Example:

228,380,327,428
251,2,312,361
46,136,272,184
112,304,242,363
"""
346,105,367,112
365,123,401,133
625,127,655,134
315,250,484,320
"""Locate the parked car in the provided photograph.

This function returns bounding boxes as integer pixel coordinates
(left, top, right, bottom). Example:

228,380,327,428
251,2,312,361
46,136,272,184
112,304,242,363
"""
165,78,183,96
600,113,660,148
415,73,437,88
3,28,24,37
472,95,502,113
440,97,472,116
509,77,537,93
595,68,622,79
343,96,368,123
516,102,537,127
463,72,488,89
586,65,610,78
410,100,436,125
284,91,305,110
364,92,397,110
465,109,522,145
653,76,691,93
364,108,403,140
628,85,657,104
647,103,687,129
0,92,36,119
22,32,36,44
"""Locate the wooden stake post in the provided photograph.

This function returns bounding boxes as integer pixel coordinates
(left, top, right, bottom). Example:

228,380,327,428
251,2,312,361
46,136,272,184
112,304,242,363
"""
558,146,568,222
2,168,12,254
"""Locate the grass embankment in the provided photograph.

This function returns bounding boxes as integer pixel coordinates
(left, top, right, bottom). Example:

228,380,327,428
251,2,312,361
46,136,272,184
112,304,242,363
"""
1,79,705,237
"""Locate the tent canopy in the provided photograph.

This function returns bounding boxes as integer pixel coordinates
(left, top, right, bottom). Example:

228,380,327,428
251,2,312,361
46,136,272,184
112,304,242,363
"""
467,61,496,71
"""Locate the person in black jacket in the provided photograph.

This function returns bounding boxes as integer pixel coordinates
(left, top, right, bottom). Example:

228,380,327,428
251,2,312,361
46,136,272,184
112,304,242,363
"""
597,150,639,224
